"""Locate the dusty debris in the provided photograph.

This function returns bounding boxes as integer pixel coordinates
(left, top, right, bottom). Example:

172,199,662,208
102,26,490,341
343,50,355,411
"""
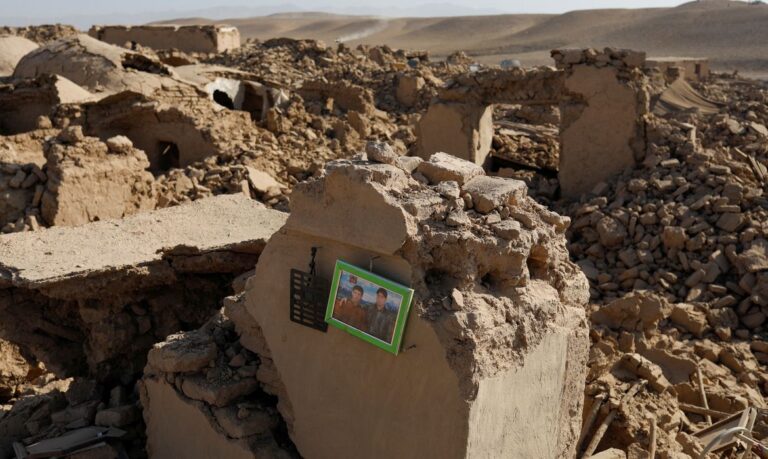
1,17,768,458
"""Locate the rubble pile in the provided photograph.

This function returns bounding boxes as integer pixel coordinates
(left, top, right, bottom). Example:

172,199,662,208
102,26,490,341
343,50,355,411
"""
0,25,78,45
581,292,768,457
516,71,768,456
0,375,146,458
0,127,51,232
3,19,768,456
562,106,768,334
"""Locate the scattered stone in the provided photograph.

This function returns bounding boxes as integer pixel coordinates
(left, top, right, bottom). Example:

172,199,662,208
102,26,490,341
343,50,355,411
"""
148,330,218,373
462,176,527,214
416,152,484,185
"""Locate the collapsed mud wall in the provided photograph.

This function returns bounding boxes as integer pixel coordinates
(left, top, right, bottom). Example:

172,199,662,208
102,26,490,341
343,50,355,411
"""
201,150,592,458
416,67,563,165
76,89,263,171
12,34,175,97
40,127,157,227
0,75,92,135
89,25,241,54
554,48,650,199
140,298,295,459
0,194,286,382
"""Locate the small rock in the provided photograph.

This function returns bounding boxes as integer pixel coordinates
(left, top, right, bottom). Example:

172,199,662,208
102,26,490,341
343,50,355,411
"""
462,176,527,214
147,330,217,373
365,141,398,164
416,152,484,185
106,135,134,154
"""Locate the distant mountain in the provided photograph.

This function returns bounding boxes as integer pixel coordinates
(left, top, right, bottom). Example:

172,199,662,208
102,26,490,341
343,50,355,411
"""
0,2,506,30
158,0,768,77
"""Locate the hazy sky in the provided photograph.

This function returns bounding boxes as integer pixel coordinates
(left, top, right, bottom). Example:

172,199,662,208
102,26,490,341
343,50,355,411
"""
3,0,688,17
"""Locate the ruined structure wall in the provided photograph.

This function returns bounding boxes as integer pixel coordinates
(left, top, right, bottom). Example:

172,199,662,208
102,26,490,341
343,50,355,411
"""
416,102,493,165
0,87,56,135
89,25,241,54
41,132,157,227
245,234,473,458
91,117,216,170
558,65,643,198
236,158,590,458
555,49,650,199
0,195,285,379
466,323,587,458
646,58,710,82
416,68,563,165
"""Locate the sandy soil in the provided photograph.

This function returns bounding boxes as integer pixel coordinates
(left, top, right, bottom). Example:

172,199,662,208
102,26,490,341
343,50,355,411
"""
159,0,768,77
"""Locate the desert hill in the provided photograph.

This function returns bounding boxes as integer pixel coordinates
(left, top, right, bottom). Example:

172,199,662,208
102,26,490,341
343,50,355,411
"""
158,0,768,76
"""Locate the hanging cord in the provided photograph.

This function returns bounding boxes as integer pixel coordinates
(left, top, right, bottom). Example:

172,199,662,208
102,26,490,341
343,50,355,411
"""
369,256,380,272
309,247,319,276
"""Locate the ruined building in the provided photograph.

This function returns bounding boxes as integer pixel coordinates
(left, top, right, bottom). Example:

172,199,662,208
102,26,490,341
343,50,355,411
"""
416,48,650,199
2,19,768,458
89,25,241,54
141,153,590,458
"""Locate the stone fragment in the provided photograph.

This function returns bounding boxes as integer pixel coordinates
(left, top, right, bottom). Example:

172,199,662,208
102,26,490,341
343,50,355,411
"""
446,210,470,227
661,226,687,250
749,121,768,137
436,181,461,199
365,141,398,165
716,213,744,232
622,353,671,393
737,239,768,272
416,152,484,185
396,75,425,107
95,404,139,427
591,293,671,331
462,176,527,214
147,330,218,373
395,156,422,173
105,135,134,154
245,167,283,195
66,379,101,406
726,118,745,135
596,217,627,248
669,304,710,337
181,375,258,407
492,219,523,240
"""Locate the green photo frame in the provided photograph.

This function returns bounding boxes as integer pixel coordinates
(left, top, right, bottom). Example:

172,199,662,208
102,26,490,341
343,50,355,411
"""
325,260,414,355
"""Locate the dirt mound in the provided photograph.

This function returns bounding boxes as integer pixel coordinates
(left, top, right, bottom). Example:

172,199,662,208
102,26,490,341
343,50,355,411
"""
0,35,38,77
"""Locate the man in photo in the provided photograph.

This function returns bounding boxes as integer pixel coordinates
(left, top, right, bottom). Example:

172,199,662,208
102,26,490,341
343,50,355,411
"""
366,288,397,343
333,285,368,331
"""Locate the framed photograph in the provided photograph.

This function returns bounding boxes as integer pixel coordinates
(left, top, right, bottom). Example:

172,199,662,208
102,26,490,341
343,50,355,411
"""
325,260,414,355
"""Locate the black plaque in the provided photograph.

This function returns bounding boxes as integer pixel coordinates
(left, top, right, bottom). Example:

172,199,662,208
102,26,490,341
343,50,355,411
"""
289,269,330,332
